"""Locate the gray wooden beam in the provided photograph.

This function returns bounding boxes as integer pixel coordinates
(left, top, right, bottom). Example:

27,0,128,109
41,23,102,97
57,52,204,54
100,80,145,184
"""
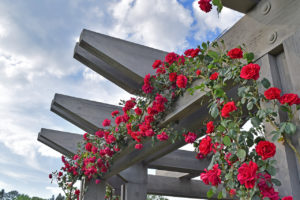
83,179,106,200
51,93,122,134
38,128,82,157
78,29,167,85
147,150,209,174
147,175,230,199
219,0,300,62
222,0,260,13
74,43,140,94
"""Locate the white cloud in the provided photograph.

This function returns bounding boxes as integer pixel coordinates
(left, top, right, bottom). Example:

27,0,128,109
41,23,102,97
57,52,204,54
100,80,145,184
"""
108,0,194,52
192,1,244,41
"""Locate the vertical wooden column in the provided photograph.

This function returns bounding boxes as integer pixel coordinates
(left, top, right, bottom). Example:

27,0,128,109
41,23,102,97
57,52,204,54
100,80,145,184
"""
83,179,106,200
119,164,148,200
258,41,300,198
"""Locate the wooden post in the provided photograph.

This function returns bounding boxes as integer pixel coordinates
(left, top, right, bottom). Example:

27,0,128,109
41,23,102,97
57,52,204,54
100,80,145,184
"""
83,179,106,200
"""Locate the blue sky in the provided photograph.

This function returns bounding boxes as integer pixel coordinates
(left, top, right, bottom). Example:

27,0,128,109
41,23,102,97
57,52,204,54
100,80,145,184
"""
0,0,243,198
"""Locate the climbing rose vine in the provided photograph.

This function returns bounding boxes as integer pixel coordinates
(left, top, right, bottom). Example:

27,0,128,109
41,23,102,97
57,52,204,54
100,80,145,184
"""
49,40,300,200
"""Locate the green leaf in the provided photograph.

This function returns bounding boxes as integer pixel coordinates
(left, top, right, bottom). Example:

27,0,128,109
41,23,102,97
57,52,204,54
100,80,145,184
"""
202,42,208,50
271,178,281,186
244,52,254,63
214,88,224,98
251,117,261,127
267,165,276,176
285,122,297,134
223,136,232,147
297,104,300,110
208,50,219,60
211,106,219,119
207,188,214,198
222,188,227,198
280,105,290,112
217,191,223,199
237,149,246,162
238,86,246,97
261,78,271,89
247,101,254,110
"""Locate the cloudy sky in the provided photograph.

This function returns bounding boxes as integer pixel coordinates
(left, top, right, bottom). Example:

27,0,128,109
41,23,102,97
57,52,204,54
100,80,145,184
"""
0,0,243,198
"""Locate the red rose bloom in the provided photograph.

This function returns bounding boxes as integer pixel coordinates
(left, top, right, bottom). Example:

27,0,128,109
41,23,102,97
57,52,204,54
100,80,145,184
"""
255,141,276,160
264,87,281,100
282,196,293,200
190,48,201,57
206,121,214,134
198,0,212,13
134,107,142,115
152,60,162,69
229,189,236,196
183,132,197,143
176,74,188,88
221,101,237,118
157,132,169,141
200,164,221,186
257,173,279,200
85,143,93,152
135,143,143,149
165,52,178,65
240,63,261,80
111,110,119,117
49,174,52,179
227,48,243,59
102,119,111,127
199,136,212,155
279,93,300,106
237,161,258,189
196,69,201,76
210,72,219,80
169,72,177,82
142,74,153,94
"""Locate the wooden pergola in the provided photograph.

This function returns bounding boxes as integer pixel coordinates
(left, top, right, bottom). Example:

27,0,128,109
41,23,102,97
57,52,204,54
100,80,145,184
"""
38,0,300,199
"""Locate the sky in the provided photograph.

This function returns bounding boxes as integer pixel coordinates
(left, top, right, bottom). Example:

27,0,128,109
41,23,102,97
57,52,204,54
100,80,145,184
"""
0,0,243,199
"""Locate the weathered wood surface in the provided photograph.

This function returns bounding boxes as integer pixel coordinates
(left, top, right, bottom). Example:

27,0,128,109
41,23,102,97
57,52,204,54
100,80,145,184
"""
220,0,300,61
147,175,231,199
83,180,106,200
51,93,122,134
74,44,140,94
38,128,82,157
78,29,167,86
222,0,260,13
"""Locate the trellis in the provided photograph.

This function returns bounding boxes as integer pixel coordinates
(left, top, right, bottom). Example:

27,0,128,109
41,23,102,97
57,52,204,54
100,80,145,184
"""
38,0,300,199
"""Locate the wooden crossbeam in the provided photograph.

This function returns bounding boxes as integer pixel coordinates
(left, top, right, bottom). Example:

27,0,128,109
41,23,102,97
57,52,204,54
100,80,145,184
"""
74,44,140,94
78,29,167,89
222,0,260,13
51,93,122,134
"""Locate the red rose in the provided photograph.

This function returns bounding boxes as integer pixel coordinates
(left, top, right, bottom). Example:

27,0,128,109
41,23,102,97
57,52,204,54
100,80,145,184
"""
169,72,177,82
48,174,52,179
75,189,80,196
282,196,293,200
221,101,237,118
199,136,212,155
200,164,221,186
255,141,276,160
176,74,188,88
134,107,142,115
198,0,212,13
184,49,193,56
237,161,258,189
227,48,243,59
165,52,178,65
257,173,279,200
279,93,300,105
210,72,219,80
142,74,153,94
190,48,201,57
183,132,197,143
157,132,169,141
229,189,236,196
152,60,162,69
206,121,214,134
95,179,101,184
135,143,143,149
196,69,201,76
102,119,111,127
240,63,261,80
85,143,93,152
111,110,119,117
264,87,281,100
177,55,185,65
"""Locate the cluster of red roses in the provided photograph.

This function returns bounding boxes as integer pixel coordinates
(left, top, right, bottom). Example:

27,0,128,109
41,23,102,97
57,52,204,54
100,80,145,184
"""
198,0,212,13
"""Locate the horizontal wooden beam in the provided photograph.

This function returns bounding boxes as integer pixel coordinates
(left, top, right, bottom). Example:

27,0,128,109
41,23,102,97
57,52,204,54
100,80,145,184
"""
78,29,167,90
74,43,140,94
219,0,300,61
222,0,259,13
147,175,230,199
51,93,122,134
147,150,209,174
37,128,82,157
